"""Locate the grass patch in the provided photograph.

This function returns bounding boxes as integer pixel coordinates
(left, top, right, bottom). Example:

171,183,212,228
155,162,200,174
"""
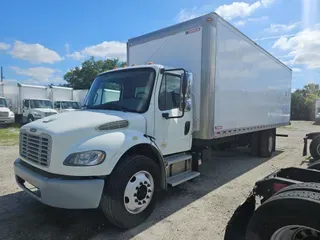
0,124,20,146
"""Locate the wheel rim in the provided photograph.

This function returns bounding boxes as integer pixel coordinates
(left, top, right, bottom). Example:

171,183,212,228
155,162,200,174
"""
316,144,320,157
123,170,154,214
268,135,273,153
271,225,320,240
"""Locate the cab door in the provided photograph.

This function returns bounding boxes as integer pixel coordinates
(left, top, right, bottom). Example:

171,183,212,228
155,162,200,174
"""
154,72,193,156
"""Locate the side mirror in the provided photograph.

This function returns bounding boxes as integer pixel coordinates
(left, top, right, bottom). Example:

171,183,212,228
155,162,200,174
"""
180,72,193,97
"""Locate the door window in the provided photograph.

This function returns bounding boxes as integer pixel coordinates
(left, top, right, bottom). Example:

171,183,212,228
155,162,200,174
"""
54,101,61,109
23,100,29,108
158,74,181,111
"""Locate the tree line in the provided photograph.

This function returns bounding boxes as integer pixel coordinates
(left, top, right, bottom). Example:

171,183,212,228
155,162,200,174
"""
62,57,319,121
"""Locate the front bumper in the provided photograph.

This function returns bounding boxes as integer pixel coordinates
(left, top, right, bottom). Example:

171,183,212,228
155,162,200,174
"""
0,117,14,124
14,159,105,209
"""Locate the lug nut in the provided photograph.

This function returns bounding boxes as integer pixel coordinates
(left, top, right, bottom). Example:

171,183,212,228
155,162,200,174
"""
147,184,151,187
138,202,142,205
148,189,152,193
144,181,147,184
135,199,138,202
140,182,143,185
136,187,139,190
143,200,146,204
146,195,150,199
134,193,137,197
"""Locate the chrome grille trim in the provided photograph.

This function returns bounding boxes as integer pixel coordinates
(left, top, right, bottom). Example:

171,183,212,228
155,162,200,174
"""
19,129,52,167
0,112,8,117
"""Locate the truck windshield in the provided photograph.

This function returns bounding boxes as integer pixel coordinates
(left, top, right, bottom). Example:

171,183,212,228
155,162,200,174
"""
62,101,80,109
0,98,8,108
84,68,156,113
30,100,53,109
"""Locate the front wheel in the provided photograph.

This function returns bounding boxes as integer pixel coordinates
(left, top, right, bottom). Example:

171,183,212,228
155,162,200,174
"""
100,155,160,229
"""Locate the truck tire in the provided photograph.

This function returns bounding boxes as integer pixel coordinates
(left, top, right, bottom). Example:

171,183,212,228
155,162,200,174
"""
246,190,320,240
273,182,320,196
27,115,34,123
310,136,320,160
250,132,260,156
100,154,160,229
308,160,320,170
259,130,274,158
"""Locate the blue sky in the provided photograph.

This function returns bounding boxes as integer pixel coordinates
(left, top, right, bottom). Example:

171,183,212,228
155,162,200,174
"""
0,0,319,91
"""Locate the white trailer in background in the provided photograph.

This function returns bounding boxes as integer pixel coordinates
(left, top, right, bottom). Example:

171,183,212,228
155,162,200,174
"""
49,86,81,113
315,99,320,124
73,89,88,106
0,82,3,96
14,12,292,229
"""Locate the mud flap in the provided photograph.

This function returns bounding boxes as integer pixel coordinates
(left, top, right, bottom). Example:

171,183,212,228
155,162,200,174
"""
224,194,256,240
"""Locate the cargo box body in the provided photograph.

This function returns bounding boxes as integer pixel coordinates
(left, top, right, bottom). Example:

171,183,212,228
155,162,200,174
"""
128,12,292,140
49,86,73,103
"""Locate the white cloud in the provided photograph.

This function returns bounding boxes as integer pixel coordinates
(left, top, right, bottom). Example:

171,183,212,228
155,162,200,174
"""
67,41,126,61
216,1,261,20
66,51,85,60
176,1,276,22
234,16,268,26
261,0,276,7
65,43,70,54
10,66,62,84
0,42,10,50
9,41,62,64
272,28,320,69
235,20,246,26
265,22,300,33
292,68,302,72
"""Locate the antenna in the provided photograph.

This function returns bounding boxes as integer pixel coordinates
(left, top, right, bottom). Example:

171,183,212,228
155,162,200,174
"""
144,39,168,64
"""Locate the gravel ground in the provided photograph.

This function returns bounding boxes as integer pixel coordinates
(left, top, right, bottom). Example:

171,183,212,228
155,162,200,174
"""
0,121,316,240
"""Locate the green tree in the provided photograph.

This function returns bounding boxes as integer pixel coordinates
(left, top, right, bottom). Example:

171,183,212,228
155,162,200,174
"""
64,57,126,89
291,83,320,120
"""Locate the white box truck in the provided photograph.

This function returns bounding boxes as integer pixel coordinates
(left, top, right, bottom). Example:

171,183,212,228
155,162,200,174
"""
0,82,15,125
14,12,291,229
13,84,58,123
73,89,88,106
49,86,81,113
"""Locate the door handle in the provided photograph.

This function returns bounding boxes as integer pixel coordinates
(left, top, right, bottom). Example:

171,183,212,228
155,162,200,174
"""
184,121,191,135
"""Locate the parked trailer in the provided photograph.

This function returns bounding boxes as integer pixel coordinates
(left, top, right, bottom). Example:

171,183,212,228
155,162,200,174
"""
14,12,292,229
315,99,320,124
73,89,88,106
224,162,320,239
49,86,80,113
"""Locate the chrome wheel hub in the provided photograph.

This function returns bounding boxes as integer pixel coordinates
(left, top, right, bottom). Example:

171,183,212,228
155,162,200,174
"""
271,225,320,240
124,170,154,214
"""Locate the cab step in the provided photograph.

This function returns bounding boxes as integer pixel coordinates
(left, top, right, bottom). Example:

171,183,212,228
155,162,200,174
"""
167,171,200,187
165,153,192,166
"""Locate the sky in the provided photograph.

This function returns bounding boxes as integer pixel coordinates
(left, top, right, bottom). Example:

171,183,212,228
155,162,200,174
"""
0,0,319,91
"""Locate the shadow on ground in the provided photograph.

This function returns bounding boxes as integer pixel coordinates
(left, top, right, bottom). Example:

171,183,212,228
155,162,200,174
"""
0,149,283,240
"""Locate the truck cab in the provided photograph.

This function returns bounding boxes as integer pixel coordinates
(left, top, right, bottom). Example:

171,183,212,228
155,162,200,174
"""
22,98,58,123
0,97,15,126
54,100,81,113
14,64,193,228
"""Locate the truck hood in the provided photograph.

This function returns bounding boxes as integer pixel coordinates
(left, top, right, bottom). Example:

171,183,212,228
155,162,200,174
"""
24,110,146,135
0,107,10,112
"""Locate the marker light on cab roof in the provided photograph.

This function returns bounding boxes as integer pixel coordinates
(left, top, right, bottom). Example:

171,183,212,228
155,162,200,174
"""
147,62,153,65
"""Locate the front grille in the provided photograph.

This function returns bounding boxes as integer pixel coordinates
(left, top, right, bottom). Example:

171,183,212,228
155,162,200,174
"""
0,112,8,117
20,130,52,167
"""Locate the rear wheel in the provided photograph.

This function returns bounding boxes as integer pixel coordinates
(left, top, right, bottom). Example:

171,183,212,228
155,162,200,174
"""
100,154,159,229
259,130,274,157
310,136,320,160
246,190,320,240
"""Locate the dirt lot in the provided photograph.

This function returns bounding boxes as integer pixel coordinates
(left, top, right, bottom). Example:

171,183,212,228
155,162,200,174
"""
0,121,317,240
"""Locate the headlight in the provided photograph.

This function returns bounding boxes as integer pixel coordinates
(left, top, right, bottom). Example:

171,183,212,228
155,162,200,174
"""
63,150,106,166
9,112,14,117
